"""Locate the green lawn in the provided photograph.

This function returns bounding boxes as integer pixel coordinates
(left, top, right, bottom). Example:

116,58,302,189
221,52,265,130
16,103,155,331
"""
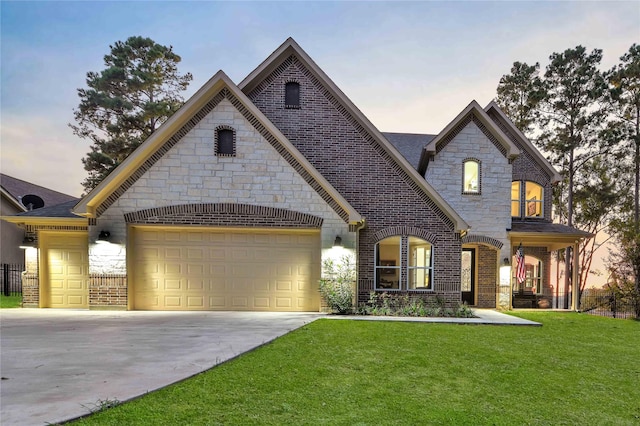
74,312,639,425
0,293,22,308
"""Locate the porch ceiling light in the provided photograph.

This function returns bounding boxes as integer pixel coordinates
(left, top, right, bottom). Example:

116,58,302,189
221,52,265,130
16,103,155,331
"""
19,236,36,249
333,235,343,247
97,230,111,242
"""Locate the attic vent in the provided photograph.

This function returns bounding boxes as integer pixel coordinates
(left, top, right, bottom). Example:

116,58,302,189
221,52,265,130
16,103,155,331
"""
285,82,300,109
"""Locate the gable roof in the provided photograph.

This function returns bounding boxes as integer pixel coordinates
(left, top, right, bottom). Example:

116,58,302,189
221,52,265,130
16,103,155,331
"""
484,101,561,183
383,132,436,170
240,38,469,233
73,70,363,225
417,101,520,176
0,174,77,210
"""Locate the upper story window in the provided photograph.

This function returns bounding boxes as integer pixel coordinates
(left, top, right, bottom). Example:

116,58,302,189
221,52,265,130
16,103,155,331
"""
285,82,300,108
463,159,480,194
375,236,433,291
512,180,544,218
215,126,235,157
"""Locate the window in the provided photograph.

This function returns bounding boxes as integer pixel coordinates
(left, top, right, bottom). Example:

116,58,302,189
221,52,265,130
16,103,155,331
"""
511,181,521,217
375,236,401,290
463,160,480,193
512,254,542,294
375,236,433,291
216,127,235,156
285,82,300,108
524,182,543,217
408,237,433,290
511,181,544,218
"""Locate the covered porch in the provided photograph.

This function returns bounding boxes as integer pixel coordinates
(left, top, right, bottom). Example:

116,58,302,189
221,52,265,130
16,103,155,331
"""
507,221,593,310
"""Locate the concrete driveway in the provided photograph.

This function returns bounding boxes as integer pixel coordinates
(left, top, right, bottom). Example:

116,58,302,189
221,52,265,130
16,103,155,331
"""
0,309,322,425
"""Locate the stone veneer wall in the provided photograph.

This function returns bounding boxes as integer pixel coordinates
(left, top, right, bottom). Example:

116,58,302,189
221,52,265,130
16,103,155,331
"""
88,94,350,308
477,245,497,308
424,120,512,262
246,56,462,306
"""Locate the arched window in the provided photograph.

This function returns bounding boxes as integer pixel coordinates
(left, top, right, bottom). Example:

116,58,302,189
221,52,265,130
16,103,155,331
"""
375,236,434,291
285,82,300,108
463,159,480,193
215,127,235,157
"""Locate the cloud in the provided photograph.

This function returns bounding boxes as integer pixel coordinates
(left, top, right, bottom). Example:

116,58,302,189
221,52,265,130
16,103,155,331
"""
1,114,86,197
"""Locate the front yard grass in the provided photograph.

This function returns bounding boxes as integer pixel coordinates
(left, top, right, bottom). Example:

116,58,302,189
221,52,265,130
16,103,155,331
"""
0,293,22,308
74,312,639,425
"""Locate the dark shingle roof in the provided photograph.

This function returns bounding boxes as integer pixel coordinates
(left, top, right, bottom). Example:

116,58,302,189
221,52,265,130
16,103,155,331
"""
511,221,593,238
0,174,78,209
15,200,80,218
382,132,435,170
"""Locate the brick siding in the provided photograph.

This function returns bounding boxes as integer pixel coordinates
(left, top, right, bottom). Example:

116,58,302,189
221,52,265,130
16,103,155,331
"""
477,245,497,308
247,55,462,306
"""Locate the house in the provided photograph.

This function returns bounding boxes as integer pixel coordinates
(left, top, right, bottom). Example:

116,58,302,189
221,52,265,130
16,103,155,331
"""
1,38,591,311
0,174,78,265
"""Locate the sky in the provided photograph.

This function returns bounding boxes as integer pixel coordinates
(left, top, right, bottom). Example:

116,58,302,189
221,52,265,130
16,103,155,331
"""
1,1,638,199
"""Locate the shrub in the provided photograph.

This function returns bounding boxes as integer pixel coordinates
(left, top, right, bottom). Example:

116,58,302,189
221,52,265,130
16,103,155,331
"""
319,254,356,314
357,292,475,318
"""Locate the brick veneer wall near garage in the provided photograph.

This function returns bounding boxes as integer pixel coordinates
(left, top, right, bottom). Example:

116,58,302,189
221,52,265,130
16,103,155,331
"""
246,55,462,306
424,120,512,261
477,245,497,308
89,274,127,309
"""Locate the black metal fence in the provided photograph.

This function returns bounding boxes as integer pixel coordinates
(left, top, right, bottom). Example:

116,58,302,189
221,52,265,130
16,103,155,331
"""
1,263,24,296
580,288,638,319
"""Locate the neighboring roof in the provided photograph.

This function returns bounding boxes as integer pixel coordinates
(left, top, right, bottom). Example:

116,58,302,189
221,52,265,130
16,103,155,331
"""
510,221,593,251
73,70,363,225
383,132,435,170
1,186,26,212
417,101,520,176
484,101,561,184
0,174,77,210
15,200,80,218
239,38,469,233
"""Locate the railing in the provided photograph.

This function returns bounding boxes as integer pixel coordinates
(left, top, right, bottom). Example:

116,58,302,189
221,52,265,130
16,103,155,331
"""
1,263,24,296
580,288,637,319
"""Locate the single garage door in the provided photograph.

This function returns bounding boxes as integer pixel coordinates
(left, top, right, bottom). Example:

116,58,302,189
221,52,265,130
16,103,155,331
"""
41,232,89,308
132,227,321,311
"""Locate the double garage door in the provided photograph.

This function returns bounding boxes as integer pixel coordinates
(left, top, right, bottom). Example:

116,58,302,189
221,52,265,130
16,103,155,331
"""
132,227,321,311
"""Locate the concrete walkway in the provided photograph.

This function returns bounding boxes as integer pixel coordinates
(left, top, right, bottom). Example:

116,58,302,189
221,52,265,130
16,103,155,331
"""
325,309,541,326
0,308,537,425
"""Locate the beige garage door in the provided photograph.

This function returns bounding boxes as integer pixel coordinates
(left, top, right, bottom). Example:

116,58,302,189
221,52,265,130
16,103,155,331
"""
42,232,89,308
132,227,321,311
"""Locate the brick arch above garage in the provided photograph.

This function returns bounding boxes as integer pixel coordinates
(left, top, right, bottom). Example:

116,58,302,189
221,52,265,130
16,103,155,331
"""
124,203,324,228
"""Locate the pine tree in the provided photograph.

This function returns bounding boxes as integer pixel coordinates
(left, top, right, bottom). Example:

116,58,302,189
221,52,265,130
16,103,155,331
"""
70,36,193,192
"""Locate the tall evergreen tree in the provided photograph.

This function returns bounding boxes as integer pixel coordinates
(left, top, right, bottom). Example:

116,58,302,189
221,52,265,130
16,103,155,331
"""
70,36,193,192
495,61,546,136
606,44,640,315
538,46,609,307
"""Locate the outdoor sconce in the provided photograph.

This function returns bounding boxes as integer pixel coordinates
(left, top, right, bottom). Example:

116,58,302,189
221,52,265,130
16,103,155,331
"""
19,236,36,249
333,235,343,247
502,257,510,266
97,230,111,242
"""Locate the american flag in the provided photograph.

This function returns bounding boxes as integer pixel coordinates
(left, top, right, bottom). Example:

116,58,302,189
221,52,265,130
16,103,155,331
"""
516,244,526,284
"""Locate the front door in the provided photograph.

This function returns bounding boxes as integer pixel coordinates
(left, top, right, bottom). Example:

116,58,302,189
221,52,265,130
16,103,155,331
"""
461,248,475,305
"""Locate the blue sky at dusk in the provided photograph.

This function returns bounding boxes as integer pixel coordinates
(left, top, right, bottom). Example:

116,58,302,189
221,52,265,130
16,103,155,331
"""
1,1,638,197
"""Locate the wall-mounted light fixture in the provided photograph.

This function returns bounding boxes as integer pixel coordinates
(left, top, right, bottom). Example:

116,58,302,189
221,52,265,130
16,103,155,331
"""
333,235,343,247
502,257,510,266
19,236,36,249
97,230,111,243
